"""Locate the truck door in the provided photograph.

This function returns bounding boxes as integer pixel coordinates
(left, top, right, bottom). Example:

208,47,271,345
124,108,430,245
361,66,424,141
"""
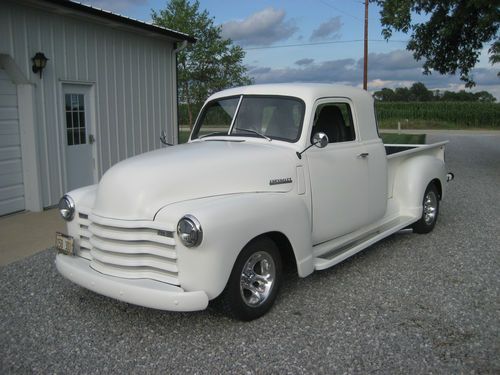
307,101,371,244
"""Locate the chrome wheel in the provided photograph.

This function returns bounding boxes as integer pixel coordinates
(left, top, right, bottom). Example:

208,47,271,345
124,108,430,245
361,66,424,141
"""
413,183,440,234
217,237,282,321
423,190,438,225
239,251,276,307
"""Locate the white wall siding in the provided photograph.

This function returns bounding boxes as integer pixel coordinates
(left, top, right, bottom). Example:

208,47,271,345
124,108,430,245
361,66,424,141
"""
0,69,24,215
0,1,177,208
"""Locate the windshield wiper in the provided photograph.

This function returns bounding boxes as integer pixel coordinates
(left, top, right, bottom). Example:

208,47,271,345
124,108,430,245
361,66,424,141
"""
198,131,228,139
234,128,272,142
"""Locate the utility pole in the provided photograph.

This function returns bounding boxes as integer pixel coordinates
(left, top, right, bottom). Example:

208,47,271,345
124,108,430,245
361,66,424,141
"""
363,0,368,90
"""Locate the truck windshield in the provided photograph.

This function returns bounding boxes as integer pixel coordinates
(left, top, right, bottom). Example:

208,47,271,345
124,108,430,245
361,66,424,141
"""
192,96,305,142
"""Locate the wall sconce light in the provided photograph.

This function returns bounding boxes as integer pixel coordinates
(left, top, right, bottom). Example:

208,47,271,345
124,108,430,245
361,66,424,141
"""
32,52,48,78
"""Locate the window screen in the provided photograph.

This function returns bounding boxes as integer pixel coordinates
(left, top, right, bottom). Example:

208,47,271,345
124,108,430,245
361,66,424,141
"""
65,94,86,146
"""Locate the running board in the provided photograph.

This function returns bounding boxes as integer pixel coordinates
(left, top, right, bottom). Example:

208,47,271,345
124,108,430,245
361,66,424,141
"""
313,216,416,271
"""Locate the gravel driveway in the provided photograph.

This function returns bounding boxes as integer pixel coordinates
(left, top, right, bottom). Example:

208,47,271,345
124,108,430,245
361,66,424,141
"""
1,134,499,374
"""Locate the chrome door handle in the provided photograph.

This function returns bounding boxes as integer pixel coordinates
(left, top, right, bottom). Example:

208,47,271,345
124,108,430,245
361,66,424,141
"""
358,152,369,158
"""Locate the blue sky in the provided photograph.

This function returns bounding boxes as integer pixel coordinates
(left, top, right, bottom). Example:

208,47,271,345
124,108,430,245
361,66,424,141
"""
84,0,499,98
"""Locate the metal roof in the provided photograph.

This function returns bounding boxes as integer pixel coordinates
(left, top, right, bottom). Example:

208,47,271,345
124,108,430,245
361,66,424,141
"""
37,0,196,43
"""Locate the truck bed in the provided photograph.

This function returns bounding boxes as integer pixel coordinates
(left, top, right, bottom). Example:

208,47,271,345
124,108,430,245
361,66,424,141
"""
385,145,417,155
384,141,448,159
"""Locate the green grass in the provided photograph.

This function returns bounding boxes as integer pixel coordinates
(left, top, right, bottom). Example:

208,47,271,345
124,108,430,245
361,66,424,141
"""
378,119,461,130
380,133,426,144
179,130,191,144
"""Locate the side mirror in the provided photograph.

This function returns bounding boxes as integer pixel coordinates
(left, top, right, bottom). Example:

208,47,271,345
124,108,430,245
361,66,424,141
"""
312,132,329,148
160,130,172,146
296,132,329,159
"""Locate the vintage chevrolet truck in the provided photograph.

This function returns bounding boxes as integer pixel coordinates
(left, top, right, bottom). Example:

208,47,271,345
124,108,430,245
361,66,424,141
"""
55,84,453,320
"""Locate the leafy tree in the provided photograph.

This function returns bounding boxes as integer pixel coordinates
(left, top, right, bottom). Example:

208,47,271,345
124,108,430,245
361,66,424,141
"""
474,91,496,103
152,0,252,127
441,90,466,101
372,0,500,87
374,87,397,101
373,82,496,102
394,87,411,101
409,82,433,101
490,40,500,77
440,90,496,102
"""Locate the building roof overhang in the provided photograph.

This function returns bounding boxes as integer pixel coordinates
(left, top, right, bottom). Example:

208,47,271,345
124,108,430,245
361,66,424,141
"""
19,0,196,44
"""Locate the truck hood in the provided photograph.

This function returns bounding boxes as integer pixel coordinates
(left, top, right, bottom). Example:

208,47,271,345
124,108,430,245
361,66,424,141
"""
92,140,297,220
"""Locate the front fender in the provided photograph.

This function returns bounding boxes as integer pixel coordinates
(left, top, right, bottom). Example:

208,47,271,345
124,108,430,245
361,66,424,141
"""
155,193,313,299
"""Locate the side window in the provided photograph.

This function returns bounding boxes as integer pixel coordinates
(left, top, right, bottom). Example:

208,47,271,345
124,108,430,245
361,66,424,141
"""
311,103,355,143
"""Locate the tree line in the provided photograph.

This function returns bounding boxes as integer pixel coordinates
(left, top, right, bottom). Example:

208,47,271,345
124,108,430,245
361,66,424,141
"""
374,82,496,103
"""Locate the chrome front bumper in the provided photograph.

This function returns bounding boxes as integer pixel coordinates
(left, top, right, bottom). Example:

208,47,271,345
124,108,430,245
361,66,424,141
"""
56,254,209,311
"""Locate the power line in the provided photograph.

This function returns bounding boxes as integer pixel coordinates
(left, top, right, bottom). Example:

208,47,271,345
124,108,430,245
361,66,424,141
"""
317,0,362,20
316,0,379,21
243,39,408,51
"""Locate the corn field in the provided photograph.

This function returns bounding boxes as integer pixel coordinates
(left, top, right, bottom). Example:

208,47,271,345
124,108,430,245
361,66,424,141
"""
375,102,500,128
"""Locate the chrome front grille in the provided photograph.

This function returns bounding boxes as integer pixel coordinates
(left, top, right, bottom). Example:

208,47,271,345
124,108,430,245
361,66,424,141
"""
76,212,179,285
78,212,92,259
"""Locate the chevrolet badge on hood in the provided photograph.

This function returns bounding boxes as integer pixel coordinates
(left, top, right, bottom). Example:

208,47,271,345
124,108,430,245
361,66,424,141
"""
269,177,293,186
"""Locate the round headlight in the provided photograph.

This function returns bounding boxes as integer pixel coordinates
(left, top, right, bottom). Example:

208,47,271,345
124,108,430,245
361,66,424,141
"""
177,215,203,248
58,195,75,221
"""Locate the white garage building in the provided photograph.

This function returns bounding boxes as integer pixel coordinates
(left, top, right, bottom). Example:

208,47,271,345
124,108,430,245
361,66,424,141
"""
0,0,194,216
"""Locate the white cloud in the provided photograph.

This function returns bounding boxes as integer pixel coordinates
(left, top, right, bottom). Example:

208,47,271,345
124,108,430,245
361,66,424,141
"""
249,58,357,83
362,50,420,71
221,7,298,46
310,16,342,41
369,79,392,89
249,49,500,99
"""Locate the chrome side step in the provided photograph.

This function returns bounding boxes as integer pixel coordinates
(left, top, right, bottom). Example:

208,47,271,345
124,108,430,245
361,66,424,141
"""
313,216,416,271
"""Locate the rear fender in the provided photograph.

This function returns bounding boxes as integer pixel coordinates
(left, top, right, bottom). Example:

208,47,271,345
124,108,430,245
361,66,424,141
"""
392,155,446,218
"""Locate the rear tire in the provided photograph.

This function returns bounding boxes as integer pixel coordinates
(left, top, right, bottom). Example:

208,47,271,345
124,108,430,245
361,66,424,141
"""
412,183,440,234
216,237,282,321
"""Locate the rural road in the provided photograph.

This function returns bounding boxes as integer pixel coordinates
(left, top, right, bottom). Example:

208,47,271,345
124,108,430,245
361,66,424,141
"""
1,134,499,374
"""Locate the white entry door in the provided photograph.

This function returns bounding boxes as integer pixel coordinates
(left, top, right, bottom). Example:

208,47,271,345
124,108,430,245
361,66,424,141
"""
63,84,95,191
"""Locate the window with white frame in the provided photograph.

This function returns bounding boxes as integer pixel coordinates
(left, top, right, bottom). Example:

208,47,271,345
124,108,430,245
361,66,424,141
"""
64,94,86,145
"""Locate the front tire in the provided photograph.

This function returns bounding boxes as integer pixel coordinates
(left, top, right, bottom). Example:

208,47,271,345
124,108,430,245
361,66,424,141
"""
217,237,282,321
412,183,440,234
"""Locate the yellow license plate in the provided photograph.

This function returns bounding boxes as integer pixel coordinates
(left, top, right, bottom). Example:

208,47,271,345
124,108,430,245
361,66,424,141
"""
56,232,74,255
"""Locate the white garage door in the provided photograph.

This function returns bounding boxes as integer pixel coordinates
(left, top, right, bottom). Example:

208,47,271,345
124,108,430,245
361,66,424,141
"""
0,68,24,215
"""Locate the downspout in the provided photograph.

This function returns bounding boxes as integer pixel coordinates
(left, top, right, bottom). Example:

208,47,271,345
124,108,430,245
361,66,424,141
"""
174,40,188,54
172,40,189,145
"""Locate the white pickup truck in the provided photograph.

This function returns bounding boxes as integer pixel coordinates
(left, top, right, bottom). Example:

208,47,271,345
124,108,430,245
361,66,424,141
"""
56,84,453,320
